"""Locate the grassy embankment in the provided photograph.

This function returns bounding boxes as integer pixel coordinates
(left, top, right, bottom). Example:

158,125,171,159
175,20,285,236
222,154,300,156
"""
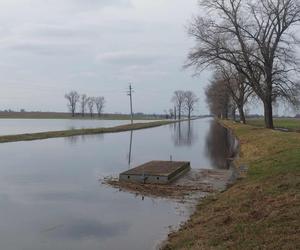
248,118,300,132
164,120,300,249
0,120,175,143
0,111,163,120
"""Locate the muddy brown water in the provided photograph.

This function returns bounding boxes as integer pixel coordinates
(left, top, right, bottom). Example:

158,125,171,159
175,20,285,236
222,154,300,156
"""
0,118,236,250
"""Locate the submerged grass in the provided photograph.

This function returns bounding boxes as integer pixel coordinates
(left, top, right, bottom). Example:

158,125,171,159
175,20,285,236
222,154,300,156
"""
164,120,300,250
0,120,175,143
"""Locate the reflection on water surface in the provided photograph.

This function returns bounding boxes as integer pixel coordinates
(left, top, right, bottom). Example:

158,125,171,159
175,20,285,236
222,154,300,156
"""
0,118,236,250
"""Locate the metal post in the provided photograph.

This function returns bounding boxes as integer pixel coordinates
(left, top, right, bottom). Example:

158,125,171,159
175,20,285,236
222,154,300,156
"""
128,84,134,124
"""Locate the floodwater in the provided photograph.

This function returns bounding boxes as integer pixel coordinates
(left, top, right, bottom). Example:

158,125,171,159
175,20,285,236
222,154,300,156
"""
0,118,236,250
0,119,155,136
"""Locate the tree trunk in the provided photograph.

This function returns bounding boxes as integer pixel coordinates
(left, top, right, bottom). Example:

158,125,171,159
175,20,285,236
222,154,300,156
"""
188,110,191,120
174,107,177,120
237,105,246,124
223,106,228,119
263,99,274,129
232,106,236,121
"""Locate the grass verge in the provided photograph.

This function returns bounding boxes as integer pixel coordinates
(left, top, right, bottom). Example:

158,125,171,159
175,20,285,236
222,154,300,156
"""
247,118,300,131
0,111,163,120
163,120,300,250
0,120,175,143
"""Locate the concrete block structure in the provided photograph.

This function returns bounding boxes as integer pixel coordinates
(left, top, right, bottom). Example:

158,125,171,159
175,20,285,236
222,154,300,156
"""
119,161,190,184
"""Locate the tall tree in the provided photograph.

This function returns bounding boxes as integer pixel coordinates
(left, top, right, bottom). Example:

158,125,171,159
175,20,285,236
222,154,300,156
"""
216,64,253,124
80,94,88,117
184,91,199,120
65,91,79,117
187,0,300,128
94,96,105,117
206,77,231,119
87,97,95,118
172,90,185,120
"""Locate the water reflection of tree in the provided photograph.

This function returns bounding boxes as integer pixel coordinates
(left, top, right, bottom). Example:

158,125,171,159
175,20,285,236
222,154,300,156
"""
172,121,198,147
205,121,236,169
64,134,104,145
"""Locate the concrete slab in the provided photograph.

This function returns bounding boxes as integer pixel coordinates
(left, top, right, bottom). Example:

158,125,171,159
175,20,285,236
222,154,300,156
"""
119,161,190,184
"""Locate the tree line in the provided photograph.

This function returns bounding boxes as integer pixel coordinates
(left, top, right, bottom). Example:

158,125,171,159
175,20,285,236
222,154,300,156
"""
186,0,300,128
65,91,105,118
170,90,199,120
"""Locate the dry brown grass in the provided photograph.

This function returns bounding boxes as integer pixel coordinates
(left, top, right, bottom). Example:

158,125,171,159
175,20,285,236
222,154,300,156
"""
104,179,214,200
163,120,300,250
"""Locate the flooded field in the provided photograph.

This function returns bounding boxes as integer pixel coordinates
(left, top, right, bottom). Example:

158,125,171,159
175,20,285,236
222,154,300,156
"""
0,119,156,136
0,118,235,250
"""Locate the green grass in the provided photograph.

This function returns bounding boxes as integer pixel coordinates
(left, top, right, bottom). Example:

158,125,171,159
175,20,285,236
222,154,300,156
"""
0,120,176,143
247,118,300,131
0,111,163,120
164,120,300,250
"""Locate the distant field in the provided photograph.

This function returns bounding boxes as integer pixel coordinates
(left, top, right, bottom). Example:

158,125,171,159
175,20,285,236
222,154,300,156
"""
0,112,163,120
247,118,300,131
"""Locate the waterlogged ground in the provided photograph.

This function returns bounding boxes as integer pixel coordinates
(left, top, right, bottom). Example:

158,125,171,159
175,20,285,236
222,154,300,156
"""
0,119,157,136
0,118,235,250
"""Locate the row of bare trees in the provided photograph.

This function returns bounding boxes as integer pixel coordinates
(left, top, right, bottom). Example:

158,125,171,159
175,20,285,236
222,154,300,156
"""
171,90,199,120
186,0,300,128
205,67,253,124
64,91,105,118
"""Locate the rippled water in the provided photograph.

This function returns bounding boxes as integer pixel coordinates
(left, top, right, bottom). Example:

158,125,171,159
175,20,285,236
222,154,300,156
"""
0,118,235,250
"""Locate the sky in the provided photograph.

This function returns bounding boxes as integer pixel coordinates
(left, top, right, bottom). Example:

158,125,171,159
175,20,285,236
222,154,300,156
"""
0,0,214,114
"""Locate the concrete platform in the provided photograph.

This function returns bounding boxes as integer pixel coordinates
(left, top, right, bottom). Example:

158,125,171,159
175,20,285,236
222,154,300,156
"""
119,161,190,184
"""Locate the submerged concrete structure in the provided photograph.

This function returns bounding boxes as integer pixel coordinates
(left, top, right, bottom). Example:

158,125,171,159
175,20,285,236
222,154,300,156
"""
119,161,190,184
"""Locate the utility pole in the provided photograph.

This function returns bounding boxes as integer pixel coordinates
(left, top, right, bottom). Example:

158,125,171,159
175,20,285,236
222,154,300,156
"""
127,83,134,124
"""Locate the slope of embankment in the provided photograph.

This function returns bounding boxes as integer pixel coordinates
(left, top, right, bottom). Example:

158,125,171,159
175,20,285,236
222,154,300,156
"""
164,120,300,249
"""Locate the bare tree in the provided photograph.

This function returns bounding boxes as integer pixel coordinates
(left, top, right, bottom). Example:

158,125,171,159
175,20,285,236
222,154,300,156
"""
65,91,79,117
206,78,231,119
94,96,105,117
80,94,88,117
172,90,185,120
87,97,95,118
184,91,199,120
187,0,300,128
216,64,253,124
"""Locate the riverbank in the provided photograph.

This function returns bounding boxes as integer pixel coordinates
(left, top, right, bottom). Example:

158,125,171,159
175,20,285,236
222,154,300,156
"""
163,120,300,249
0,120,176,143
0,111,163,120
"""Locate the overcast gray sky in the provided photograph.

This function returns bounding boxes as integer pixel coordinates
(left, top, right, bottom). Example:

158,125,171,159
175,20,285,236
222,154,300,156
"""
0,0,214,114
